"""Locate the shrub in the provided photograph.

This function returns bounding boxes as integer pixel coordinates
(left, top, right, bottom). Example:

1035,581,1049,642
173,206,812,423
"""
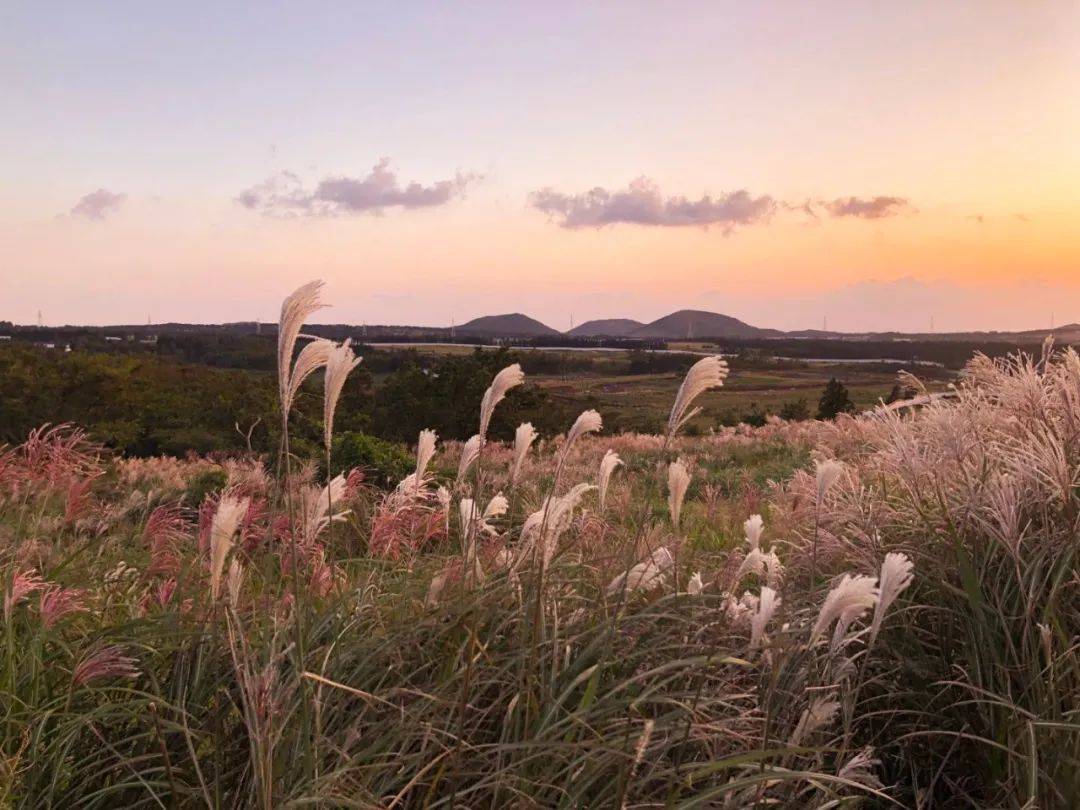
331,431,413,487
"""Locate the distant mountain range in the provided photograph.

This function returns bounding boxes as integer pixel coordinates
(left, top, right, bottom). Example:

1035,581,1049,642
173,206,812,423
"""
460,309,781,339
451,310,1080,342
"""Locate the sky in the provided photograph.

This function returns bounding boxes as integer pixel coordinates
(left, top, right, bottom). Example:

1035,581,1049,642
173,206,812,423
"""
2,1,1079,332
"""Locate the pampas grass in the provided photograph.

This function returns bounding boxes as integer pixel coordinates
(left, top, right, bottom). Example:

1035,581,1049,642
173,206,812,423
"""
277,280,327,414
322,339,361,453
456,434,482,484
667,458,691,530
597,449,622,512
667,355,728,439
209,495,249,601
509,422,537,486
478,363,524,441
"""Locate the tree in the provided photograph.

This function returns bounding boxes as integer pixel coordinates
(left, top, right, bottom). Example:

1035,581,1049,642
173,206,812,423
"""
817,378,855,420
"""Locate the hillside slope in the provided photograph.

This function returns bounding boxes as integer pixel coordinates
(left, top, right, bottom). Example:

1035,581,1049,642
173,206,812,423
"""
566,318,645,337
632,309,779,339
457,313,560,337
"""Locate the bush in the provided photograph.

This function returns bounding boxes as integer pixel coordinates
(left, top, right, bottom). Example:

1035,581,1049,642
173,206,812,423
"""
184,466,228,504
331,431,413,488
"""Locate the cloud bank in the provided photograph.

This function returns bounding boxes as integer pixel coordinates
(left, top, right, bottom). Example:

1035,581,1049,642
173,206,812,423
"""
530,178,778,232
237,159,477,217
530,178,915,231
822,196,912,219
70,189,127,220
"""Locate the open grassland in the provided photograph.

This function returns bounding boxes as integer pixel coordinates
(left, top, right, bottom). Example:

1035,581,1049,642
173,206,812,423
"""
0,284,1075,808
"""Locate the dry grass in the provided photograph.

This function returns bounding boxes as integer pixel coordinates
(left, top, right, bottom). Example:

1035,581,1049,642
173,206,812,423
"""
0,286,1076,808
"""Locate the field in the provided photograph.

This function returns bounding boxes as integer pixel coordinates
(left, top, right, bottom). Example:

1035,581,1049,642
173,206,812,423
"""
0,284,1076,808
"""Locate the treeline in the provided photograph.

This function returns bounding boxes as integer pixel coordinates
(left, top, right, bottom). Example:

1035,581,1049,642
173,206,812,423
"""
0,345,572,460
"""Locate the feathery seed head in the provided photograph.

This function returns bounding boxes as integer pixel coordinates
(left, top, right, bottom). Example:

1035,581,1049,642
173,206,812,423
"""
811,573,879,646
869,552,913,644
750,586,781,648
456,434,482,483
479,364,524,440
667,356,729,438
283,338,334,417
815,458,845,502
597,449,623,511
667,458,691,530
277,281,327,410
323,339,362,451
209,495,249,601
509,422,538,485
744,514,764,549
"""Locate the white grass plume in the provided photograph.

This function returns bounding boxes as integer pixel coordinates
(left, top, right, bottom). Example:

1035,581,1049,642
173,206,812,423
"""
398,429,439,496
606,546,674,596
509,422,537,486
667,356,729,438
283,338,334,416
300,475,349,545
686,571,704,595
749,586,780,648
837,747,884,790
323,339,362,452
667,458,691,530
789,696,840,746
811,573,879,648
277,280,327,411
562,410,602,459
456,434,482,483
744,514,764,550
540,483,595,568
597,450,623,512
436,485,451,534
869,552,914,645
227,558,244,609
209,495,249,601
815,458,845,502
479,364,524,440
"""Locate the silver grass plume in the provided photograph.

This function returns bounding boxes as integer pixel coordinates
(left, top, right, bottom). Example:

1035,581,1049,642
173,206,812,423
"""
811,573,879,648
277,280,327,415
606,546,674,596
323,339,362,452
436,485,451,534
456,434,482,483
540,483,595,569
209,495,249,601
397,429,439,496
509,422,538,486
227,558,244,609
815,458,845,502
597,449,623,512
744,514,764,550
283,338,334,417
299,475,349,545
562,410,602,459
478,363,524,441
869,552,913,645
667,355,729,439
749,585,780,648
837,748,884,790
686,571,704,595
789,696,841,746
667,458,691,530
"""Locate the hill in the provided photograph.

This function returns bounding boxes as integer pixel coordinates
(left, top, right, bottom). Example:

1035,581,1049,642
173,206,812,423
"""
632,309,780,339
457,313,560,338
566,318,645,337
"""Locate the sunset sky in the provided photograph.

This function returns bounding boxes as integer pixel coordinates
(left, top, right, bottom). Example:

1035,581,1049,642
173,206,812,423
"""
2,1,1078,332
